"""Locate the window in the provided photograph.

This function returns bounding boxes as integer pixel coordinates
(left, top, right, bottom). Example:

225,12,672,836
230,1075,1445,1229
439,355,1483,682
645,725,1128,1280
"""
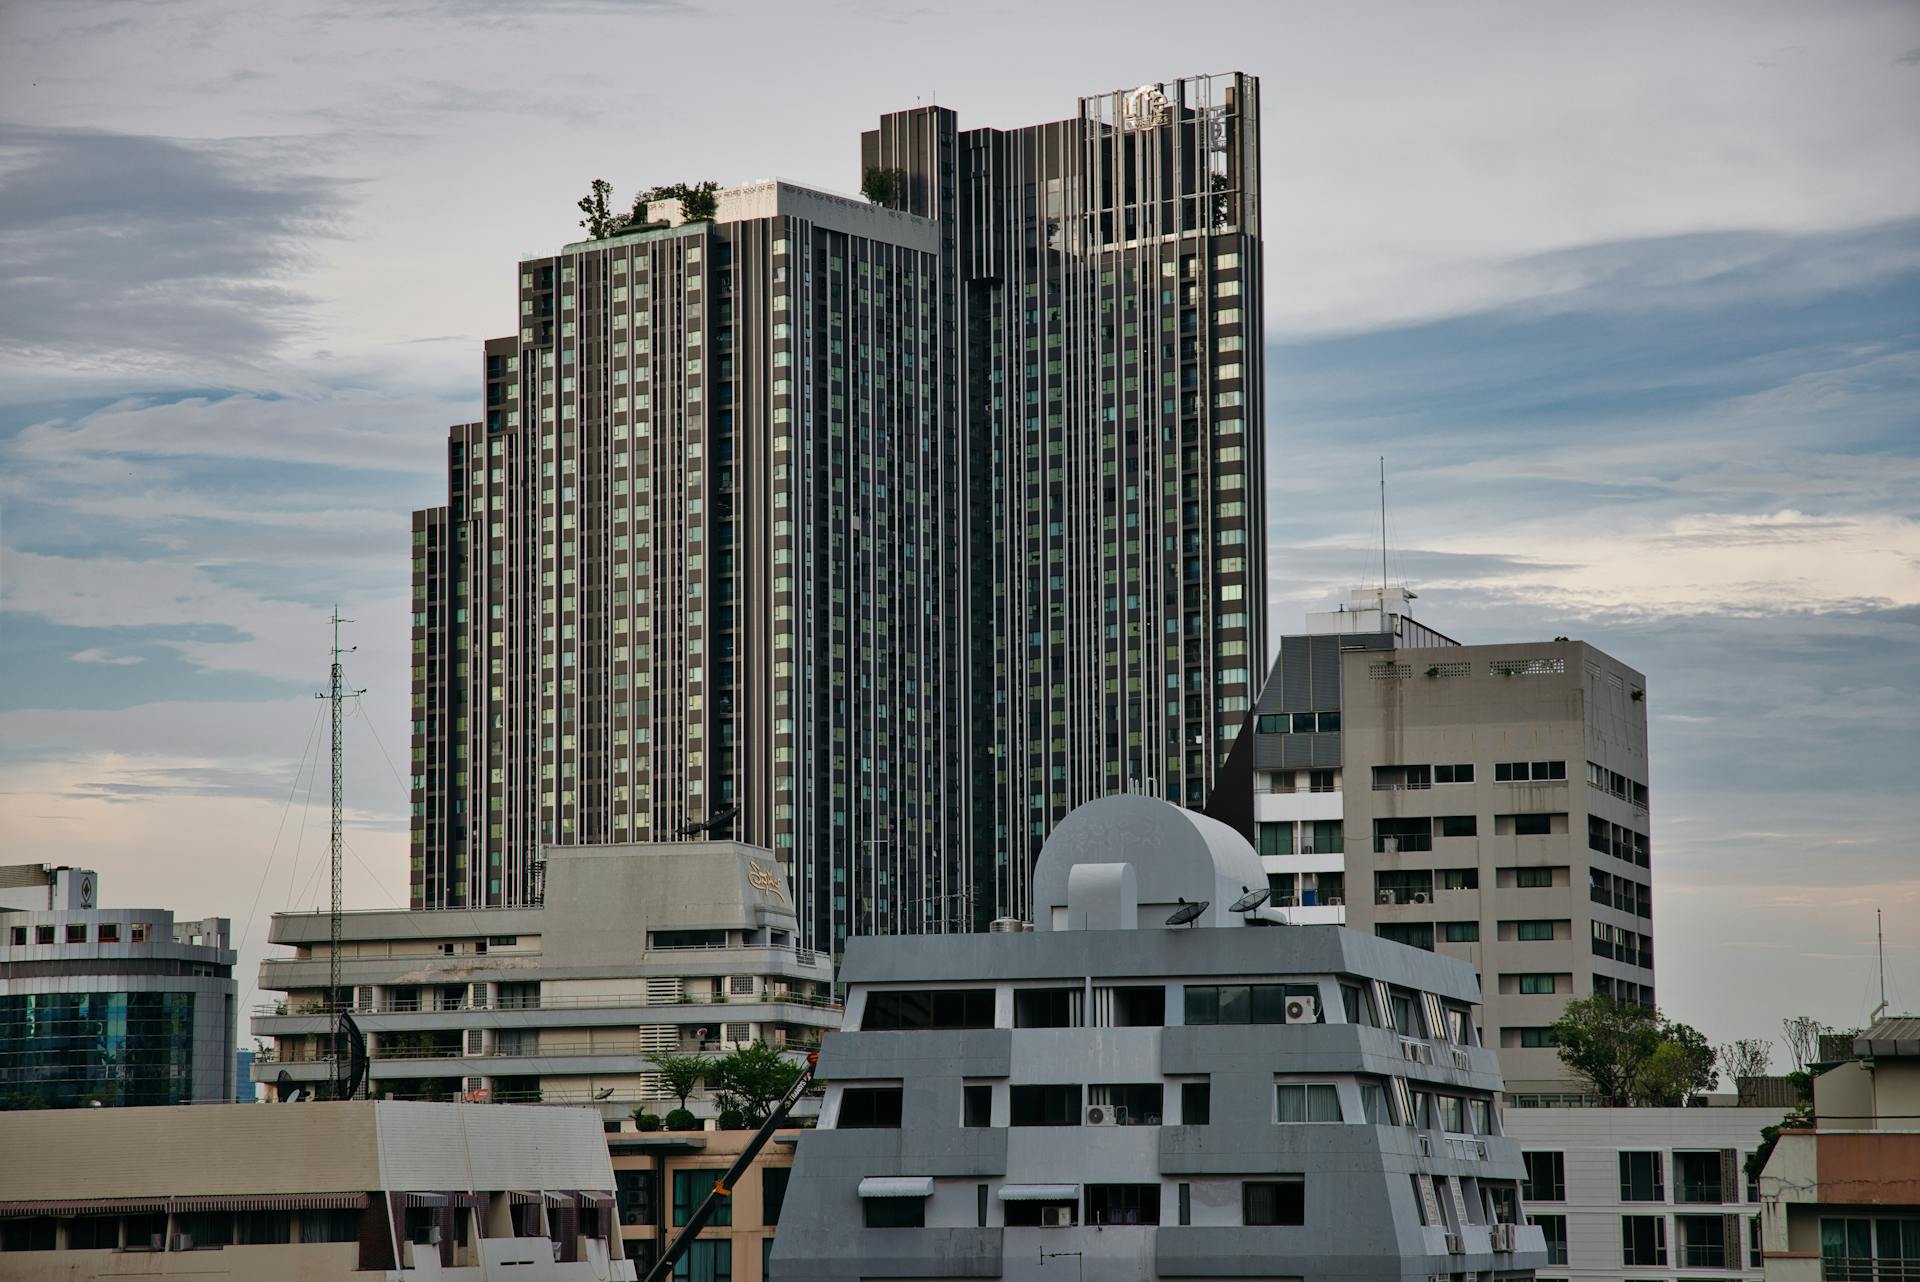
1276,1083,1343,1122
1438,1095,1467,1133
0,1219,56,1252
1359,1080,1391,1125
34,926,54,945
1376,923,1434,951
1496,760,1567,781
1090,1083,1163,1125
66,924,87,943
1676,1213,1728,1267
97,923,119,943
861,988,994,1030
1620,1151,1665,1202
1517,1027,1558,1048
1675,1151,1728,1203
1243,1179,1306,1226
1009,1084,1082,1126
838,1087,903,1128
1181,1081,1211,1125
1515,920,1556,941
1622,1215,1668,1266
1178,1182,1191,1226
762,1167,790,1225
1013,987,1079,1028
1184,984,1318,1025
1442,922,1480,943
675,1169,730,1226
962,1084,992,1127
1513,813,1553,836
1106,986,1165,1026
1340,985,1364,1025
1303,819,1342,852
1439,815,1478,837
1004,1197,1077,1227
6,927,21,946
1434,763,1474,784
1524,1151,1566,1202
1441,868,1479,889
1519,974,1557,994
1514,866,1554,888
863,1197,925,1228
1257,822,1294,856
1533,1213,1568,1264
1086,1184,1160,1226
1820,1217,1920,1280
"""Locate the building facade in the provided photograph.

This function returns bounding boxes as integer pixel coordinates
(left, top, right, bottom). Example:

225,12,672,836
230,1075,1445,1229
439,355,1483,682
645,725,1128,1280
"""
412,73,1266,950
0,1100,631,1280
608,1126,798,1281
1503,1105,1785,1282
1760,1017,1920,1282
1210,595,1653,1098
0,864,235,1110
252,841,834,1116
773,795,1547,1281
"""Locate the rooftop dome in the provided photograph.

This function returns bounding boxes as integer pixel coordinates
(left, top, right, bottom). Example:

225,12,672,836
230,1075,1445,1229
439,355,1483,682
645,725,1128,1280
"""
1030,794,1271,931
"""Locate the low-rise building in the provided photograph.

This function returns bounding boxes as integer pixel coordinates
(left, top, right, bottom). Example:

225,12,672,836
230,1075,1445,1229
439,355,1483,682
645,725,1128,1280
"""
1760,1017,1920,1281
252,841,835,1115
0,1099,632,1279
774,794,1548,1281
607,1126,798,1280
1503,1105,1785,1282
0,863,235,1109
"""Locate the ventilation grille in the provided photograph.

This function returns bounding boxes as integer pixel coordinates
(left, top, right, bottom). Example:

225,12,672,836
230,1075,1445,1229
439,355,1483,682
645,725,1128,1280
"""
635,1026,677,1054
1428,662,1471,679
1489,658,1566,677
1368,663,1412,680
645,977,685,1005
729,975,754,995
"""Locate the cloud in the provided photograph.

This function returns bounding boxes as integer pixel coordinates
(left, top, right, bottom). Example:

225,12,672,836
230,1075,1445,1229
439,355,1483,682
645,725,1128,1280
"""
1895,48,1920,66
0,124,347,387
70,647,143,666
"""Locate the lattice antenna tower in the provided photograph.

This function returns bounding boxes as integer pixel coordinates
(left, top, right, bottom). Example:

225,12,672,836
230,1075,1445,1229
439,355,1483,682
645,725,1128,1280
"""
315,607,365,1098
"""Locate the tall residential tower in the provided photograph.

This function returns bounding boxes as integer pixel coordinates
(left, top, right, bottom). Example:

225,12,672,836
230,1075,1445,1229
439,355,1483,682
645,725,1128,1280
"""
412,75,1266,950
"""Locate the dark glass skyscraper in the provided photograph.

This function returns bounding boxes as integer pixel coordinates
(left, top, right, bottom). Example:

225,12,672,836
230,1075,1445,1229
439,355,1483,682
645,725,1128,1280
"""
412,74,1265,949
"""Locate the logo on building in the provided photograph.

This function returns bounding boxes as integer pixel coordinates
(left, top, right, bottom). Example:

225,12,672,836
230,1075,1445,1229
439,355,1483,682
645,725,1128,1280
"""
747,860,787,903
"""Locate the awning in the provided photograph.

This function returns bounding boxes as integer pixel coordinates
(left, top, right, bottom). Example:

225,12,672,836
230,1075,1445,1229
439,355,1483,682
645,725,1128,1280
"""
998,1184,1079,1202
507,1191,544,1205
400,1193,449,1208
856,1177,933,1199
170,1194,368,1213
0,1199,165,1217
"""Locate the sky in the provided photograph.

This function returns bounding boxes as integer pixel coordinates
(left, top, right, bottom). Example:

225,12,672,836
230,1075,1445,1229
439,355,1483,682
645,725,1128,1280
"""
1,0,1915,1069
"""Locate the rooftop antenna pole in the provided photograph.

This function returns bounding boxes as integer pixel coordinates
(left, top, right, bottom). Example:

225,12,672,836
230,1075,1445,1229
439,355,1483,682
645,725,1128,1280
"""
1872,909,1888,1022
316,607,364,1100
1379,456,1389,593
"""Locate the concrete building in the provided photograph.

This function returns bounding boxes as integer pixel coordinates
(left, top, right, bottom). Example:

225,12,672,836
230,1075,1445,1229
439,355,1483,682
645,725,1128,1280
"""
1759,1017,1920,1281
1503,1105,1785,1282
0,863,235,1110
0,1100,632,1280
772,794,1547,1281
251,841,833,1116
1211,589,1653,1099
412,72,1266,951
607,1125,798,1280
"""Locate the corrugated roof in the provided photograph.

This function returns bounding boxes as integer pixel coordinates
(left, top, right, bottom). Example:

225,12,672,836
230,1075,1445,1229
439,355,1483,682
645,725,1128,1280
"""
1853,1016,1920,1059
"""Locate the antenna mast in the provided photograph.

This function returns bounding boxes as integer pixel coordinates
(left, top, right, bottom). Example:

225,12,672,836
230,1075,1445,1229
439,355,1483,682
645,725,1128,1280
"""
1379,456,1389,592
316,608,364,1099
1873,908,1888,1022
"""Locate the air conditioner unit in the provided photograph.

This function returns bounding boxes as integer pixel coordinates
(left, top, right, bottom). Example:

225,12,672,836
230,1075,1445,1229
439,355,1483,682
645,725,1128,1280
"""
1411,892,1430,904
1445,1232,1464,1255
1376,890,1395,905
1283,995,1318,1024
989,917,1030,933
171,1234,194,1251
1085,1104,1118,1126
1040,1206,1073,1227
1325,896,1344,907
1491,1223,1515,1252
1383,836,1400,853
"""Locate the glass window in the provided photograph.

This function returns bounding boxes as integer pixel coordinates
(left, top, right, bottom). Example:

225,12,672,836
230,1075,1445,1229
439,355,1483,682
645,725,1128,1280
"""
1515,866,1554,888
674,1169,730,1227
1534,1213,1569,1265
1009,1084,1082,1126
1620,1151,1665,1202
1276,1083,1343,1122
1439,815,1478,837
1441,868,1479,889
1013,987,1078,1028
1443,922,1480,942
1524,1151,1566,1201
1516,920,1556,941
861,989,994,1030
1360,1080,1391,1125
1519,974,1557,994
1622,1214,1667,1266
962,1084,992,1127
1243,1180,1305,1226
1514,813,1553,836
838,1087,903,1128
1181,1081,1211,1126
1087,1184,1160,1226
761,1167,790,1225
862,1197,925,1228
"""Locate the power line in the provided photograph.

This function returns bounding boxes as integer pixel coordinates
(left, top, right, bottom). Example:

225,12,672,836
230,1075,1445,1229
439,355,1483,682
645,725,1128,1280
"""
240,700,327,954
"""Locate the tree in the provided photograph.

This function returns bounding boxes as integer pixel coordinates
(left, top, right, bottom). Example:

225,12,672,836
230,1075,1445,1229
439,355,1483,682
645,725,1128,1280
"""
1637,1023,1719,1106
1782,1016,1825,1074
1719,1038,1774,1082
1551,995,1718,1106
1550,995,1664,1106
577,178,621,239
711,1041,805,1126
652,1053,713,1113
630,181,721,228
861,166,904,208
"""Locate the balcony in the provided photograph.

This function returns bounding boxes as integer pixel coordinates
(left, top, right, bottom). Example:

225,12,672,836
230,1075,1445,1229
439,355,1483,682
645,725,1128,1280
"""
1374,834,1433,854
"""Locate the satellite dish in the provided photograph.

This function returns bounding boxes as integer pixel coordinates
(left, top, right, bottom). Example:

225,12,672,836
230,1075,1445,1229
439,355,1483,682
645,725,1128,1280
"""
1165,898,1208,928
594,1087,615,1100
1228,885,1271,914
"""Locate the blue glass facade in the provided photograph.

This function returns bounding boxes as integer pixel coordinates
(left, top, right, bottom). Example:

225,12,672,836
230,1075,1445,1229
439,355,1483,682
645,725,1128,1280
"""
0,991,196,1109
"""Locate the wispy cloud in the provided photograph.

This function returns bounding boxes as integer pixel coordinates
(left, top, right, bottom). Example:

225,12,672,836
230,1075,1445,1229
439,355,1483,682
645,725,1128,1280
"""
70,647,143,666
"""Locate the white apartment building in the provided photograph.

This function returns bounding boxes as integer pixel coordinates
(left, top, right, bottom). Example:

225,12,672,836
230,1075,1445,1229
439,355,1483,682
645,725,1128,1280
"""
1504,1106,1786,1282
252,841,835,1116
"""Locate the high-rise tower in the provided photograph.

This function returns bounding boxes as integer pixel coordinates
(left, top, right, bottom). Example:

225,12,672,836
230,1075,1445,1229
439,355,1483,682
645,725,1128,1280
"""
412,74,1266,948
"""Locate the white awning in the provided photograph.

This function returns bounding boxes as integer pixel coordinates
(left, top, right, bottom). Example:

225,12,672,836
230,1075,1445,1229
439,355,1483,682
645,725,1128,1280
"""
857,1177,933,1199
998,1184,1079,1202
